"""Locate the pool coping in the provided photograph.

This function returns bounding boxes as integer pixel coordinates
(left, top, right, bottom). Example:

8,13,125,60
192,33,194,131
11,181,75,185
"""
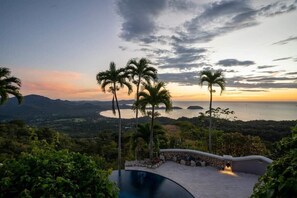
111,169,195,198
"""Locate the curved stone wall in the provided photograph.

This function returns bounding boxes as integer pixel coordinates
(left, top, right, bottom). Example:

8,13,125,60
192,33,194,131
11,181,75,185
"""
160,149,272,175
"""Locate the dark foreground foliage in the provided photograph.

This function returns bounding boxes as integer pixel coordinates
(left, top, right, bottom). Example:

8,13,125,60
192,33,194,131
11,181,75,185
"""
0,145,118,197
251,125,297,198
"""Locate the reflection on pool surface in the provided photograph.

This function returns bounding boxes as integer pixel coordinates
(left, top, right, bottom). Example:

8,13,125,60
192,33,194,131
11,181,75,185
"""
109,170,194,198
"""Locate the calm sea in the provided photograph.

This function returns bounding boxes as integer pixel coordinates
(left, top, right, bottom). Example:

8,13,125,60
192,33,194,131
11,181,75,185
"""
100,101,297,121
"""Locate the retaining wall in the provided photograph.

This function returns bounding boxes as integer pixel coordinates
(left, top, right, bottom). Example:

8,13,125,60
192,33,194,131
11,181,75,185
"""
160,149,272,175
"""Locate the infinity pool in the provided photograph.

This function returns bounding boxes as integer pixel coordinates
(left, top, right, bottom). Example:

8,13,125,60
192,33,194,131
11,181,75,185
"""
109,170,194,198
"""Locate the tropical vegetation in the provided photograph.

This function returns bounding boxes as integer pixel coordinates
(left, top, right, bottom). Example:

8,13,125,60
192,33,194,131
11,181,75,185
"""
96,62,132,170
126,58,157,127
0,67,23,105
135,81,172,160
132,123,168,160
199,70,226,152
251,125,297,198
0,145,118,197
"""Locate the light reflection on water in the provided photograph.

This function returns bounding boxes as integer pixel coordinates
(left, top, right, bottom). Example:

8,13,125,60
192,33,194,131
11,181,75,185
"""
100,101,297,121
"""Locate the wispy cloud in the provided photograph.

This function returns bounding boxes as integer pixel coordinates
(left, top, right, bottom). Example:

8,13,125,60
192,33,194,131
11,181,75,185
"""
257,65,276,69
173,0,257,44
258,1,297,17
286,72,297,75
273,35,297,45
273,57,292,61
158,72,297,89
119,46,127,51
155,44,209,70
159,72,198,85
216,59,255,66
240,89,269,92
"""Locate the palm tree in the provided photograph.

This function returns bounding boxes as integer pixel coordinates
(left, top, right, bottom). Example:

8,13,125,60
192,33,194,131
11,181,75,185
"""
126,58,157,127
96,62,132,170
199,70,226,152
132,123,167,160
0,67,23,105
136,82,172,160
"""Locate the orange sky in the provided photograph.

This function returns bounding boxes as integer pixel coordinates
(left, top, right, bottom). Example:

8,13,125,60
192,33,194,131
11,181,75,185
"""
15,68,297,101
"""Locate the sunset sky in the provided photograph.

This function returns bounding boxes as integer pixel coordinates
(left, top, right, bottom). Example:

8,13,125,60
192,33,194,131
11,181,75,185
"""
1,0,296,101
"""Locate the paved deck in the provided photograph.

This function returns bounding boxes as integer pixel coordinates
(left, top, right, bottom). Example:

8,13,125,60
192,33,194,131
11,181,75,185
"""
126,161,259,198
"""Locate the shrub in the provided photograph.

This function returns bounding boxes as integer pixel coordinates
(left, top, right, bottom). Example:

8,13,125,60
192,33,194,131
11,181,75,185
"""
0,147,118,197
251,126,297,198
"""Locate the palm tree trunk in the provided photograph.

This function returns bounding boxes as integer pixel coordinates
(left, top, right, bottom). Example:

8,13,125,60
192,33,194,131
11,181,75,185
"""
114,90,122,170
209,86,213,153
135,80,141,130
149,106,155,160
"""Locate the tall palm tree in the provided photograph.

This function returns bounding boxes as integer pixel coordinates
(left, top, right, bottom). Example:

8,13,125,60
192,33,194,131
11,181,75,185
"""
136,82,172,160
96,62,132,170
199,70,226,152
126,58,157,127
0,67,23,105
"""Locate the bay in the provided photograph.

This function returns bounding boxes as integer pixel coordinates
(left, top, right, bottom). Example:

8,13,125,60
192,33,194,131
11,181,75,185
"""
99,101,297,121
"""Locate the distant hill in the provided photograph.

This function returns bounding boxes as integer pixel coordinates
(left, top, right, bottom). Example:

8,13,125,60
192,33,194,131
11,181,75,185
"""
0,94,133,122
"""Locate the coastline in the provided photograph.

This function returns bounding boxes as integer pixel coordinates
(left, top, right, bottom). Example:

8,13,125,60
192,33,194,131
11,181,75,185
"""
99,100,297,121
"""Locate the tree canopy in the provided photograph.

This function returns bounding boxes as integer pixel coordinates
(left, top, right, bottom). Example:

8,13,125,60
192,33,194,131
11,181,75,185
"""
0,67,23,105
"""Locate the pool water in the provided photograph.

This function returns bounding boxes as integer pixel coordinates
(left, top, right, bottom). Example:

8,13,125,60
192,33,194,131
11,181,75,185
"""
109,170,194,198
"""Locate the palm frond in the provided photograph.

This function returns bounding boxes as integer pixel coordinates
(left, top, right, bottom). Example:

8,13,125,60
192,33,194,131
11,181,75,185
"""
0,67,23,105
199,69,226,94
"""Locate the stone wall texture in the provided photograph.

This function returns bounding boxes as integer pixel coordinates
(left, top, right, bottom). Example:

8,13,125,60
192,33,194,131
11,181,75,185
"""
160,149,272,175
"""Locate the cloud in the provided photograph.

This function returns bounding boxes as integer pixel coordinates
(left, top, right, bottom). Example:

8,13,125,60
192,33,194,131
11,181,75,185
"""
174,44,207,54
168,0,197,11
273,57,292,61
172,0,297,44
228,81,297,89
245,76,296,82
259,70,281,74
240,89,269,92
156,44,208,70
227,76,297,89
160,54,204,65
220,69,237,73
173,0,258,44
159,63,207,70
159,72,199,85
116,0,297,45
258,0,297,17
273,35,297,45
23,81,98,94
139,47,170,56
216,59,255,66
257,65,276,69
15,68,82,82
158,72,297,88
14,68,101,99
286,72,297,75
119,46,127,51
116,0,166,42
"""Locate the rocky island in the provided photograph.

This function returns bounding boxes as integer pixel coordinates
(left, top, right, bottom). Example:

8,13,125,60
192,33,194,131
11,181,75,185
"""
187,106,203,110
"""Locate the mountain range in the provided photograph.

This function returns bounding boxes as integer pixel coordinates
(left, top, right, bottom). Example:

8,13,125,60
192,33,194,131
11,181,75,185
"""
0,94,132,122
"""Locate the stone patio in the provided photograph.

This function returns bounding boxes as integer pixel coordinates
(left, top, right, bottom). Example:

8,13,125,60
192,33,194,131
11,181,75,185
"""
126,161,259,198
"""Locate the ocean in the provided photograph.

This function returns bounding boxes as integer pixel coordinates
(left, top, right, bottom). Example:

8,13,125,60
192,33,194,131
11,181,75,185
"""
99,101,297,121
